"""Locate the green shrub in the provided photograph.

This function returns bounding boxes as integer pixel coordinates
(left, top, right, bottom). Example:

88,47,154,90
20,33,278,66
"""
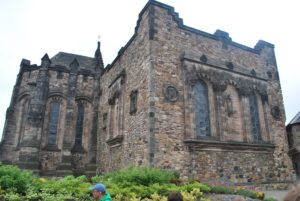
4,192,22,201
105,166,178,186
210,186,234,194
40,175,92,199
236,189,257,199
0,164,34,194
263,197,277,201
181,181,211,193
91,175,104,184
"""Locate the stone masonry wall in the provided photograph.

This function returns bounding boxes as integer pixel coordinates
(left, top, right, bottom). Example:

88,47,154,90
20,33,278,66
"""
147,3,294,184
98,7,152,173
0,56,99,176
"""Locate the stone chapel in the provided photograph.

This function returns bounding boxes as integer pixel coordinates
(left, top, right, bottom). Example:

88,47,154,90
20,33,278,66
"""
0,0,295,187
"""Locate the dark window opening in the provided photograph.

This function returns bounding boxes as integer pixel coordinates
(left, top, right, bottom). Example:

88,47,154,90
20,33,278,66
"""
130,90,138,115
193,80,211,137
48,101,60,145
249,94,261,141
75,103,85,145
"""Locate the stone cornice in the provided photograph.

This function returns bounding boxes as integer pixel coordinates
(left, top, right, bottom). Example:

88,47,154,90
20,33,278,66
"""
182,51,268,81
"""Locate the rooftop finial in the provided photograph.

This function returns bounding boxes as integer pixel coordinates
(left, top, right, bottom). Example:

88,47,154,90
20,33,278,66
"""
97,34,101,49
95,35,104,69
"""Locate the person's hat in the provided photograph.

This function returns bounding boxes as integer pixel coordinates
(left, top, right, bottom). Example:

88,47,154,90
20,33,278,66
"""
89,183,106,193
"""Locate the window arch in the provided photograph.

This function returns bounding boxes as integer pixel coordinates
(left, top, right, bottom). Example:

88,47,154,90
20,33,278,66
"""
193,80,211,137
48,101,60,145
249,93,261,141
75,102,85,145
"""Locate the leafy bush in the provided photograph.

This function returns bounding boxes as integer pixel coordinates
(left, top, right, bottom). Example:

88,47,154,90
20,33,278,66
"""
0,165,265,201
4,191,23,201
263,197,277,201
181,181,211,193
210,186,234,194
39,175,92,200
0,164,34,194
236,189,257,199
105,166,178,186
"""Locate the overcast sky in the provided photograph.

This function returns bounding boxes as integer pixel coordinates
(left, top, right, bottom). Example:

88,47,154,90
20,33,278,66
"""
1,0,299,140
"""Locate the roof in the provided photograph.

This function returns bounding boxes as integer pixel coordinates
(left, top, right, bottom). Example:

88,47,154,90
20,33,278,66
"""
288,111,300,125
50,52,96,70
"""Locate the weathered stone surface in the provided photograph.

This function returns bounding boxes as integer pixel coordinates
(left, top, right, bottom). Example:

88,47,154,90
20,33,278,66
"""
0,50,101,175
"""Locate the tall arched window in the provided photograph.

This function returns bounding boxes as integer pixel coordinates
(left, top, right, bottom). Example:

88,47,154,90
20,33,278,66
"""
48,101,60,145
193,80,211,137
249,93,261,141
17,97,30,145
75,102,85,145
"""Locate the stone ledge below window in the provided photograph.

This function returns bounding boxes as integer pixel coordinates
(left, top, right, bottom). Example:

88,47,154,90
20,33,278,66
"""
184,138,275,152
71,144,86,153
42,144,61,152
106,135,124,147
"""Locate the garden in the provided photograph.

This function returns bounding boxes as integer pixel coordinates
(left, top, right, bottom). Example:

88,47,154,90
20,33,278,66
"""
0,164,276,201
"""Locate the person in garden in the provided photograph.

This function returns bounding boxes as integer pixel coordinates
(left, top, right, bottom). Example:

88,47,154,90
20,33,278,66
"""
167,192,183,201
89,183,112,201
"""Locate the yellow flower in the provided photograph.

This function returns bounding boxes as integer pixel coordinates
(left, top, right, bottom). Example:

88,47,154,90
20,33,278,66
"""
255,191,265,200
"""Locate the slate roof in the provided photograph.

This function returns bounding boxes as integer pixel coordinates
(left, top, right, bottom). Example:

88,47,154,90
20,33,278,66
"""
50,52,96,70
288,111,300,125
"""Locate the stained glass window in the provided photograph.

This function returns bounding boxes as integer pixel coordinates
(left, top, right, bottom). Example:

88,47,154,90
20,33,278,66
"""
193,80,210,137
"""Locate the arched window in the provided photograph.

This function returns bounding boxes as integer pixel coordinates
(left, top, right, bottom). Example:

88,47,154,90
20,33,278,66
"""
75,102,85,145
17,97,30,145
249,93,261,141
48,101,60,145
193,80,211,137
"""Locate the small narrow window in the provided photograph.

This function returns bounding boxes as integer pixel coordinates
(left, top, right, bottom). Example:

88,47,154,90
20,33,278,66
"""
249,93,261,141
83,75,88,82
57,71,63,79
75,102,85,145
48,101,60,145
103,113,107,130
18,98,30,145
130,90,138,115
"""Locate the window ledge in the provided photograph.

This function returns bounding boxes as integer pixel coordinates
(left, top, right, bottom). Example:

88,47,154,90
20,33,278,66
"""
71,144,86,153
184,138,275,152
42,144,61,152
106,135,124,146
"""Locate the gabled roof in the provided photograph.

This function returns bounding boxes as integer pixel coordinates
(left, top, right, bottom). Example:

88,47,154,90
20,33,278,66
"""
288,111,300,125
51,52,96,70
